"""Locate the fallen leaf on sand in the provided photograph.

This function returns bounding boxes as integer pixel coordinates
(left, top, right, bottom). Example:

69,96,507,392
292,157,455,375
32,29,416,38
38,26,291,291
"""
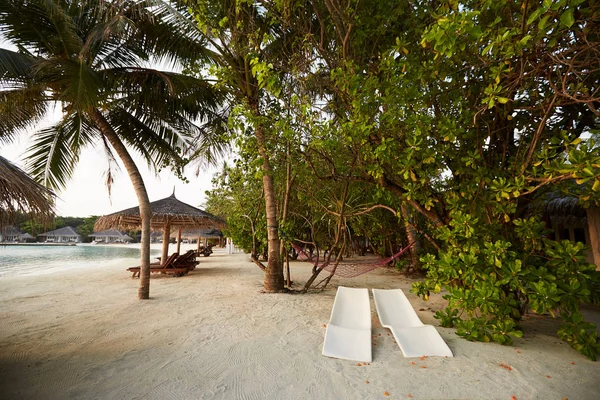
357,363,362,366
499,363,513,371
408,394,413,398
366,380,369,384
420,365,426,369
511,396,517,400
384,392,389,397
546,375,551,378
411,362,416,365
322,324,326,327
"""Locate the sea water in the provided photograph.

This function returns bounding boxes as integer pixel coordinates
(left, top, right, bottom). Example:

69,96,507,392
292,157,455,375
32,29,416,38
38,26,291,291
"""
0,244,160,278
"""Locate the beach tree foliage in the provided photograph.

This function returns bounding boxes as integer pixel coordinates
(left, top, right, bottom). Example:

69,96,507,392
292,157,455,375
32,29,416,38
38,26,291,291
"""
183,0,312,292
0,0,227,299
201,0,600,359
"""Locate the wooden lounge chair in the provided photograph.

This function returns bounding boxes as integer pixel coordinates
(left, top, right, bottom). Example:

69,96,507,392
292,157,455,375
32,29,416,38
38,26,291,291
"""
171,250,199,274
127,253,188,278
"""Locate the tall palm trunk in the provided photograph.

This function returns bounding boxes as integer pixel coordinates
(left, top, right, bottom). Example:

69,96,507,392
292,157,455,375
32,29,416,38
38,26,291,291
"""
255,123,284,292
90,110,152,299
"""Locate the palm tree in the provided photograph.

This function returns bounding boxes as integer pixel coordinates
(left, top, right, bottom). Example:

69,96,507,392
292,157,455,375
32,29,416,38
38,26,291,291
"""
184,0,298,292
0,0,227,299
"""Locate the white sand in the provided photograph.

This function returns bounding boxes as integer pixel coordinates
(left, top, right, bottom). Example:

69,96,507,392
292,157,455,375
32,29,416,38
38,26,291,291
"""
1,246,599,399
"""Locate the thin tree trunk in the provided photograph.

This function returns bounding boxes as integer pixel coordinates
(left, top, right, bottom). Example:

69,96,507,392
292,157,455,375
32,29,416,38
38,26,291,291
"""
255,123,284,292
303,181,350,292
401,204,421,271
162,221,171,263
280,142,295,287
90,109,152,299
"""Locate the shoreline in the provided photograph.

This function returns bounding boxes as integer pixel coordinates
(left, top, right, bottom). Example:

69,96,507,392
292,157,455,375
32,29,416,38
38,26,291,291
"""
1,248,599,399
0,242,77,246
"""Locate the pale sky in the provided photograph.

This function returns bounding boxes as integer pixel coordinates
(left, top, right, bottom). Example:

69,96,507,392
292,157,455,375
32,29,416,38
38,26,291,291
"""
1,137,224,218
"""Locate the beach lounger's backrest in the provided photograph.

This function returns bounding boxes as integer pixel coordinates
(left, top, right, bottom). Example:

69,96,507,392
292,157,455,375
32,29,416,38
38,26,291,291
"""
372,289,424,328
329,287,371,330
163,252,179,267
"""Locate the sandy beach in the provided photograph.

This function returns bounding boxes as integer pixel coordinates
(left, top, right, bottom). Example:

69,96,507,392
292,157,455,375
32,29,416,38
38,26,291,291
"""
1,245,599,400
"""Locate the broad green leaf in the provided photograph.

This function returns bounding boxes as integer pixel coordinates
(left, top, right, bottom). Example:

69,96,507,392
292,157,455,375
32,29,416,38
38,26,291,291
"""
560,9,575,28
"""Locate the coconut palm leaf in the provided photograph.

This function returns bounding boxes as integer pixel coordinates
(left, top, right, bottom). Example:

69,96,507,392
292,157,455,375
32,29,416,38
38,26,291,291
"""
0,48,34,79
26,113,98,188
0,87,48,141
32,58,105,110
104,107,189,168
0,155,55,226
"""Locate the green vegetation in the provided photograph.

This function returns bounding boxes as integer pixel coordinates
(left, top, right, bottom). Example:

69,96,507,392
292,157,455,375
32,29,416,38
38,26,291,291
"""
1,0,598,358
194,0,600,359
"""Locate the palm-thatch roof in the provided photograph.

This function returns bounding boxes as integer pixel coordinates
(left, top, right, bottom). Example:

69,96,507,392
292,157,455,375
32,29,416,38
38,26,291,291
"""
94,193,225,231
544,195,587,225
0,155,55,227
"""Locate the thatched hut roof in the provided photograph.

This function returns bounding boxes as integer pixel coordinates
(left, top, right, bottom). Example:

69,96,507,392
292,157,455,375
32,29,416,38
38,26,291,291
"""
544,195,587,225
0,155,55,227
94,193,225,231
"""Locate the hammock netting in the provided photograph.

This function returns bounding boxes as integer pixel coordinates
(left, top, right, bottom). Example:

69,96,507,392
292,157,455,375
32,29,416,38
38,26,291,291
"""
290,241,414,278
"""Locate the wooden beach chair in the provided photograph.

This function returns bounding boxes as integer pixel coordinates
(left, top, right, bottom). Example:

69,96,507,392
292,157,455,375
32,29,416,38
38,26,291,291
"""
171,250,199,274
322,286,372,362
372,288,453,358
127,253,188,278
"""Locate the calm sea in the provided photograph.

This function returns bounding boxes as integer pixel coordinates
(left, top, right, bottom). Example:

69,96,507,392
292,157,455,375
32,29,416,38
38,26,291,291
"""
0,244,160,278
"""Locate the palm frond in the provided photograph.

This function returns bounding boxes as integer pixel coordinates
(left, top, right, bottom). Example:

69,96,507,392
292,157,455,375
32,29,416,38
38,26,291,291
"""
0,155,55,226
103,67,222,118
0,87,48,142
0,48,35,79
25,112,99,189
127,0,219,66
0,0,81,58
32,58,104,111
104,106,190,168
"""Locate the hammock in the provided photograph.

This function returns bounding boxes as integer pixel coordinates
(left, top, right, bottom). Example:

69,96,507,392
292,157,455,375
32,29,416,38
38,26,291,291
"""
290,241,415,279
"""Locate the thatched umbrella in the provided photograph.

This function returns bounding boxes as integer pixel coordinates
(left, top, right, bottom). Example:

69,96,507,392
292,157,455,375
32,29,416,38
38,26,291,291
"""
0,155,55,227
94,193,225,263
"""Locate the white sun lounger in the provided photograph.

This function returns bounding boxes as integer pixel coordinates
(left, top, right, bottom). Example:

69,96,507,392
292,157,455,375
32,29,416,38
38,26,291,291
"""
322,286,372,362
372,288,453,358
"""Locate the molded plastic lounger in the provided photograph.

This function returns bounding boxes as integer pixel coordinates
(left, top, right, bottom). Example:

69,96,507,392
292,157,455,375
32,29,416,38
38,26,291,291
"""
372,289,453,358
322,286,372,362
